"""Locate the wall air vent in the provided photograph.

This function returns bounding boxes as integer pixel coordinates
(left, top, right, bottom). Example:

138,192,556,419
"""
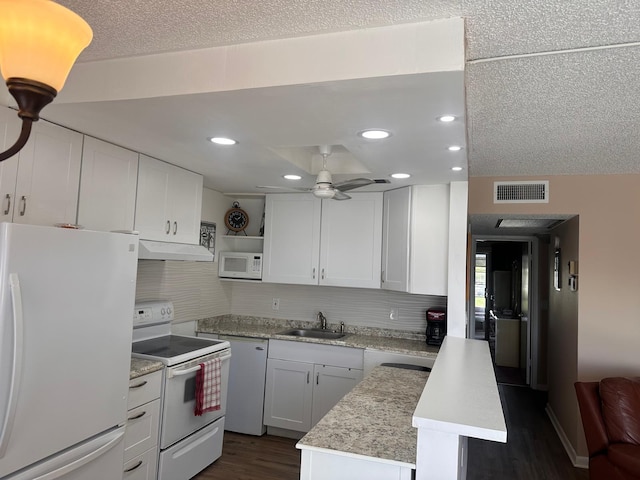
493,181,549,204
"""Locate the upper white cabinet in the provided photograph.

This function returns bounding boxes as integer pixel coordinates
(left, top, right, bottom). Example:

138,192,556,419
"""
0,111,82,226
262,194,322,285
135,155,203,245
381,187,411,292
77,136,139,232
381,185,450,296
262,193,382,288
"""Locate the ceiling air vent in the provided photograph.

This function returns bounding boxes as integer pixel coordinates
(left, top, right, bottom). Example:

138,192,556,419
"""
494,181,549,204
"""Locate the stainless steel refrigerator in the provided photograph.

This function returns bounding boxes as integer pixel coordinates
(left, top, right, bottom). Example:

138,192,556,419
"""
0,223,138,479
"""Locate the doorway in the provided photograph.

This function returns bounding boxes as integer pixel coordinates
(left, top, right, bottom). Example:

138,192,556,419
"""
469,236,540,388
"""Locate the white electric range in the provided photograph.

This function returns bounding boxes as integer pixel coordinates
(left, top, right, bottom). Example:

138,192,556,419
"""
131,301,231,480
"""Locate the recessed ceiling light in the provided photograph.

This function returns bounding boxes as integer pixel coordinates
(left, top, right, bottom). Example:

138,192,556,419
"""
448,145,462,151
438,115,456,122
451,166,463,172
391,173,411,179
209,137,237,145
283,174,301,180
359,129,391,140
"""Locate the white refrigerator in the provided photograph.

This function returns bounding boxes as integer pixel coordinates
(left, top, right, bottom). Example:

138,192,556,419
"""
0,223,139,479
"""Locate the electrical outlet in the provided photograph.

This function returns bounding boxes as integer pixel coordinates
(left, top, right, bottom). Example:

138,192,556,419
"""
272,298,280,311
390,307,399,321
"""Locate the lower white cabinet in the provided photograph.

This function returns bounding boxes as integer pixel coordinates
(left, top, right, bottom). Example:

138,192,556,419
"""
311,364,363,426
124,370,162,480
263,340,363,432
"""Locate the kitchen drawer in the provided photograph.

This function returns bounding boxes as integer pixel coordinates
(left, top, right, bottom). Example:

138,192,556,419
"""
123,447,158,480
124,398,161,462
127,370,162,410
268,339,363,369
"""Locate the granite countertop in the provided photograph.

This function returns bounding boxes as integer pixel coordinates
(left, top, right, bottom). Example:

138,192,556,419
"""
130,357,164,380
197,316,439,359
297,365,429,466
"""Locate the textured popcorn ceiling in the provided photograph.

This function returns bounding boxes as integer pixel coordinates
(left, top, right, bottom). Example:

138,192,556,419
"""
59,0,462,62
46,1,640,185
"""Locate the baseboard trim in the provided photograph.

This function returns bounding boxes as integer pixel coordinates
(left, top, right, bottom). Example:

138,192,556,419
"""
545,404,589,469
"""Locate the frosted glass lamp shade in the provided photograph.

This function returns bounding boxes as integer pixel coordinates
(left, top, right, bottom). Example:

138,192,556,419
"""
0,0,92,92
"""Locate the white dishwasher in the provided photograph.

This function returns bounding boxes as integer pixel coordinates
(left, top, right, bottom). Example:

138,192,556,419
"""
199,334,268,436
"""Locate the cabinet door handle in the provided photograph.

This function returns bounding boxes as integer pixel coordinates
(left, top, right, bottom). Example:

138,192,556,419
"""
306,372,310,384
129,380,148,389
127,410,146,421
316,372,319,385
256,346,264,351
124,460,143,473
173,221,177,235
381,270,385,283
312,268,316,279
19,196,26,216
166,220,171,234
3,194,10,215
321,268,325,280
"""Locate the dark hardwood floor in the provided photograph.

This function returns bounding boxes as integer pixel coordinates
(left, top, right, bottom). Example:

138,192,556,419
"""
194,385,588,480
467,385,589,480
193,432,300,480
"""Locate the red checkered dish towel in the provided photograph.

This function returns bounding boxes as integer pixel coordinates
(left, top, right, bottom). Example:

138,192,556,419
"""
194,357,222,416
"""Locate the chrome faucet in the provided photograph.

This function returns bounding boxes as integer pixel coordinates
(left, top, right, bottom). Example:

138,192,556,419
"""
317,311,327,330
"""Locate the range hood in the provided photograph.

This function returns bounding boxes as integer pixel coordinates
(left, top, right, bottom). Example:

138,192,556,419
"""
138,240,213,261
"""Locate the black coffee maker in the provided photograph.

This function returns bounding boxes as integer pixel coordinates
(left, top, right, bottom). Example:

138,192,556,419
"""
426,307,447,346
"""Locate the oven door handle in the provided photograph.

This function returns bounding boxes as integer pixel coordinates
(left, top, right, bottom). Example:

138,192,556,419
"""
168,353,231,378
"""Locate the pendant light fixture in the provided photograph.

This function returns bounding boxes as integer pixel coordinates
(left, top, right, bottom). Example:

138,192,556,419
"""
0,0,92,162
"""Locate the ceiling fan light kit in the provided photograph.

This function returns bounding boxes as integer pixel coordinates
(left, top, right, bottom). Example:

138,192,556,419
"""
0,0,93,162
257,144,388,201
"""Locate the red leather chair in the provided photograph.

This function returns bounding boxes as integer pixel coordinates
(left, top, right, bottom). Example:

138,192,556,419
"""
575,377,640,480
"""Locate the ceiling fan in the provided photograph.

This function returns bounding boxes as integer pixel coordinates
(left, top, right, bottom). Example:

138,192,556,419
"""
258,145,389,200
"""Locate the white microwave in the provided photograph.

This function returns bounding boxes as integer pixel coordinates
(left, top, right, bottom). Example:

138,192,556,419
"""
218,252,263,280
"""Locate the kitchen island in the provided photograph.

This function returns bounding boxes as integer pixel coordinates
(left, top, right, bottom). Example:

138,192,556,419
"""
297,337,506,480
296,365,429,480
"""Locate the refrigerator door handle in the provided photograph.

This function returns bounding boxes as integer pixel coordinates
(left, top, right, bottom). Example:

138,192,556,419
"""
0,273,24,458
9,427,125,480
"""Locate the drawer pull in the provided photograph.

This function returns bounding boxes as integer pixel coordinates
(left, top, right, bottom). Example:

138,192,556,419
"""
124,460,143,473
127,411,146,421
129,380,148,389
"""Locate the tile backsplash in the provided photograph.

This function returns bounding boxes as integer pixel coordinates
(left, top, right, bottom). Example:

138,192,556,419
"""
136,260,446,332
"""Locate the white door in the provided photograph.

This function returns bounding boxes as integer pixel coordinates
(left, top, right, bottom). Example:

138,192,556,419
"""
12,120,82,226
77,137,139,232
319,193,383,288
311,365,363,427
0,224,138,477
167,165,203,245
263,358,313,432
135,155,171,241
381,187,411,292
262,194,321,285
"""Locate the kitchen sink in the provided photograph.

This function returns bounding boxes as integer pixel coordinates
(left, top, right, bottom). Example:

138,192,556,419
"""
278,328,346,340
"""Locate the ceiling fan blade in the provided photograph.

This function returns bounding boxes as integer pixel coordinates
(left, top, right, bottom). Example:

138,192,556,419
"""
333,190,351,200
332,178,375,192
256,185,311,192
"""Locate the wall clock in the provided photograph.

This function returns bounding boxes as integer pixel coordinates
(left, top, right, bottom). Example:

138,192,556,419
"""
224,201,249,235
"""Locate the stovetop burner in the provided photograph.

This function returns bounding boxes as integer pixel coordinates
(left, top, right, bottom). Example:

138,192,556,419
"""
132,335,225,358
